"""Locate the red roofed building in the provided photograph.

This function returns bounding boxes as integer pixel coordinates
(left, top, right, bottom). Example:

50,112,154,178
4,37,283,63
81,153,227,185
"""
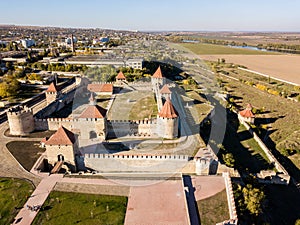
238,103,255,124
45,126,78,172
75,95,107,142
157,98,179,139
87,83,113,95
116,71,126,82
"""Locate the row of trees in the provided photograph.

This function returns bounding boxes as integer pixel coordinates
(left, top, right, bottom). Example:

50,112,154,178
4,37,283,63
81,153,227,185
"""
30,62,88,73
84,66,147,82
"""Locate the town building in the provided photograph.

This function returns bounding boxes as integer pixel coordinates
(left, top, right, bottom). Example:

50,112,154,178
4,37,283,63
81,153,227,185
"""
125,58,143,69
21,39,35,48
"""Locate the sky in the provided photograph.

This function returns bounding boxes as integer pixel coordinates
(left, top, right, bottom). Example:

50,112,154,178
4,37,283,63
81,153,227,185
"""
1,0,300,31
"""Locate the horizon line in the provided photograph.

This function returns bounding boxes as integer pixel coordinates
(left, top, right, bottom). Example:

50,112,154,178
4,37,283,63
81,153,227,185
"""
1,23,300,33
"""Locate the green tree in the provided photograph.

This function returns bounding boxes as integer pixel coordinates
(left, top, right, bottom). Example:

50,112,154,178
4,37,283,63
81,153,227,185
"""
0,76,20,98
223,153,235,167
242,184,265,216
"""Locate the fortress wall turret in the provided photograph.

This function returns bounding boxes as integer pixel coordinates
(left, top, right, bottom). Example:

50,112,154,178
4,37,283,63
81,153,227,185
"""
7,107,34,135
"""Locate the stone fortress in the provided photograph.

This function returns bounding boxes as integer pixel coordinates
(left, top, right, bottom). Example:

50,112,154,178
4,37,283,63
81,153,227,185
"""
7,66,186,173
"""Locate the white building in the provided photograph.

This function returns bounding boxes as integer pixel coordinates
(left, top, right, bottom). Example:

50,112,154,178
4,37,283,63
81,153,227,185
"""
21,39,35,48
126,58,143,69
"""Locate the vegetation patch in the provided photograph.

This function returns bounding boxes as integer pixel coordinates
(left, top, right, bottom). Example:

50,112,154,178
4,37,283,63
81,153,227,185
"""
129,94,158,120
33,191,127,225
216,73,300,178
0,178,34,224
6,141,45,171
197,189,229,225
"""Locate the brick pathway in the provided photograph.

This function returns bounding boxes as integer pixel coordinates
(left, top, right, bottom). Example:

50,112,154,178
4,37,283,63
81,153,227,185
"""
124,179,190,225
12,174,63,225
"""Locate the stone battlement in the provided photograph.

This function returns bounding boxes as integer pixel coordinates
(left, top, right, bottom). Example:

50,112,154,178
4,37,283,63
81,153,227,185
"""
91,82,114,84
7,106,32,115
85,153,189,161
107,119,157,125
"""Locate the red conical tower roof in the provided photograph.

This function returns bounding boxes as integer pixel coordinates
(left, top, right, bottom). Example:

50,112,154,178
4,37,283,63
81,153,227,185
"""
116,71,126,79
152,66,163,78
160,84,172,94
239,104,255,118
158,98,178,119
46,82,58,92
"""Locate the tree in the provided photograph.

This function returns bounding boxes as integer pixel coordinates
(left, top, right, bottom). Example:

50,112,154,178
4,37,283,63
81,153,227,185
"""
27,73,42,81
242,184,265,216
0,76,20,98
223,153,235,167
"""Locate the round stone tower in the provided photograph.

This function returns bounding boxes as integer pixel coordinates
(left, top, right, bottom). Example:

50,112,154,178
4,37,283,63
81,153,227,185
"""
157,98,179,139
7,106,35,135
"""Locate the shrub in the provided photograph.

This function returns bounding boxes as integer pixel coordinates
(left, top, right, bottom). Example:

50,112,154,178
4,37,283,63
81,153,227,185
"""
256,84,268,92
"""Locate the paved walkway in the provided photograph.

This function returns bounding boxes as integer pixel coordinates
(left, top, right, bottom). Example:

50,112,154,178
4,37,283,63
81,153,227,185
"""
191,175,225,201
124,179,190,225
12,174,63,225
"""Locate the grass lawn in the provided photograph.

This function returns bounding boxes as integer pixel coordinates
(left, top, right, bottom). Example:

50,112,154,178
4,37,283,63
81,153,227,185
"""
180,43,277,55
238,124,271,164
197,189,229,225
0,178,34,224
6,141,45,171
218,113,274,173
129,94,158,120
32,191,127,225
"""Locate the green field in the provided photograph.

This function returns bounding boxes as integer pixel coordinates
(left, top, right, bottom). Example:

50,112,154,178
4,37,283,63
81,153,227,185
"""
33,191,127,225
181,43,278,55
197,189,229,225
0,178,34,224
129,94,158,120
